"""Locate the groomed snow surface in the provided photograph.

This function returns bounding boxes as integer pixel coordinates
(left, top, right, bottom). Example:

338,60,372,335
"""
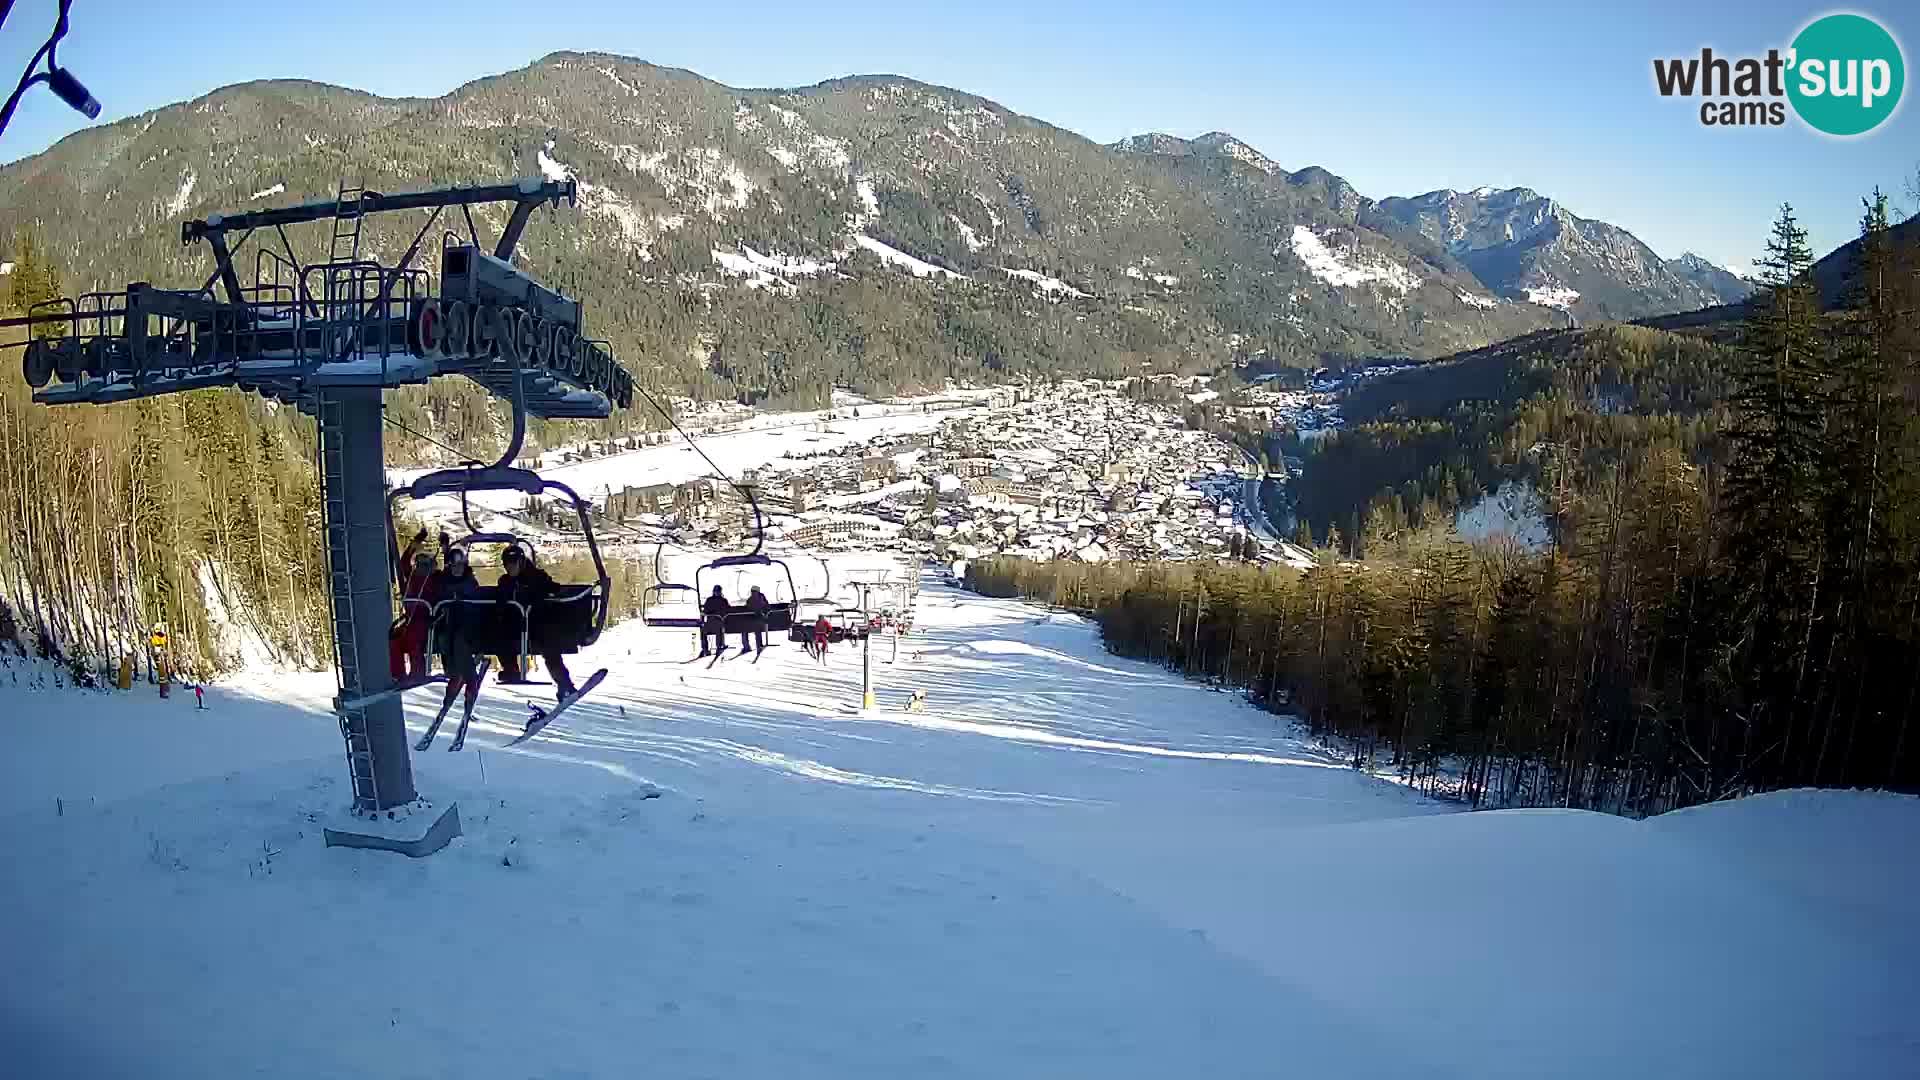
3,577,1917,1078
1289,226,1422,293
164,169,196,216
1001,267,1089,299
1454,478,1552,550
852,234,965,279
1524,283,1581,309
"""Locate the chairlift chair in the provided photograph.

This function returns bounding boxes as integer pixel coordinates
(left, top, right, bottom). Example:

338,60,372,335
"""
642,470,799,635
696,556,797,635
640,541,702,628
386,445,610,681
827,607,871,644
640,542,797,635
789,555,838,641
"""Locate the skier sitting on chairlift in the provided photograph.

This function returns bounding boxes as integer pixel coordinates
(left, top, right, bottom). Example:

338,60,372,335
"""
699,585,730,657
389,527,438,679
429,546,487,719
743,585,770,654
495,545,577,702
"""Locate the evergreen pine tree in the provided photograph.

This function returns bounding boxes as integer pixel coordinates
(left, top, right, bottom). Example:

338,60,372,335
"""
1723,203,1827,785
7,230,65,337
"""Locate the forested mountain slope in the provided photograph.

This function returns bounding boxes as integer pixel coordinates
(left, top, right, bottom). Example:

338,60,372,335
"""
1287,323,1734,549
0,52,1745,409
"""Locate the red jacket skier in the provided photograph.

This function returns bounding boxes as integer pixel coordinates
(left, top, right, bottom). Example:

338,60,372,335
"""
388,528,438,678
812,614,832,662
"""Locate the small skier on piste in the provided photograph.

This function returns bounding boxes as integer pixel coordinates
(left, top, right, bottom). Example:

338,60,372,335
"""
812,613,832,663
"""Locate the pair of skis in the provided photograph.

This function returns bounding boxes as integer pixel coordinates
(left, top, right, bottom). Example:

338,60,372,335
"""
416,659,491,752
504,668,607,747
692,646,766,668
414,664,609,751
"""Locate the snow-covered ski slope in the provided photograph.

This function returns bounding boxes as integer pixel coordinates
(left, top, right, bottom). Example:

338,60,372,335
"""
3,575,1917,1078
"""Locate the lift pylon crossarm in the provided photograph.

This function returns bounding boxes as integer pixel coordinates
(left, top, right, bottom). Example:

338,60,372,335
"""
179,178,577,255
9,176,633,419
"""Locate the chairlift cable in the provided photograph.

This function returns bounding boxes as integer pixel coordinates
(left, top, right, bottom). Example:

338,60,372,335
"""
379,414,674,549
631,385,778,564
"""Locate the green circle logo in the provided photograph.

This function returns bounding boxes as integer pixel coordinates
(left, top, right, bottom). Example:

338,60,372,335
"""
1788,13,1905,136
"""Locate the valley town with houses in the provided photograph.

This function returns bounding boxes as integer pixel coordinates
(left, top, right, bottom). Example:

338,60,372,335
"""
568,375,1322,569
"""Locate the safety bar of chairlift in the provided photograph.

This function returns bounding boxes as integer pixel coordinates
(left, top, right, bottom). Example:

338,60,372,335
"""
644,594,794,632
706,552,772,569
650,541,690,593
641,581,703,628
342,586,605,711
452,531,537,553
694,555,798,607
795,555,834,605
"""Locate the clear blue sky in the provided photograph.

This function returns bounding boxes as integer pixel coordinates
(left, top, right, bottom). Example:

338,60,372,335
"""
3,0,1913,274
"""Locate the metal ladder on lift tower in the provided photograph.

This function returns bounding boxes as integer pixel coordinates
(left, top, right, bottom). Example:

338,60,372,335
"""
323,181,366,361
329,180,365,264
318,394,381,812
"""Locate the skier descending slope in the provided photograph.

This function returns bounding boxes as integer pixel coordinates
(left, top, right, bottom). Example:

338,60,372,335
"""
811,613,832,664
416,547,488,752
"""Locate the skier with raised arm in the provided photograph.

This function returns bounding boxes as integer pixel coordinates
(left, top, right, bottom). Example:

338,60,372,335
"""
388,527,437,679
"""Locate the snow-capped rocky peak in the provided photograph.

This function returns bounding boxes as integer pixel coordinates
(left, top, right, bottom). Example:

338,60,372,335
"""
1192,132,1278,174
1665,251,1755,304
1108,131,1281,174
1109,132,1194,156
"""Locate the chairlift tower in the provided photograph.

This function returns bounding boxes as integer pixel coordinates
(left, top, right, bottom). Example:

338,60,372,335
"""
3,177,635,855
848,576,913,709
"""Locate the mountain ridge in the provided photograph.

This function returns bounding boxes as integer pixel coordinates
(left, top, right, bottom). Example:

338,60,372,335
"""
2,52,1752,404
